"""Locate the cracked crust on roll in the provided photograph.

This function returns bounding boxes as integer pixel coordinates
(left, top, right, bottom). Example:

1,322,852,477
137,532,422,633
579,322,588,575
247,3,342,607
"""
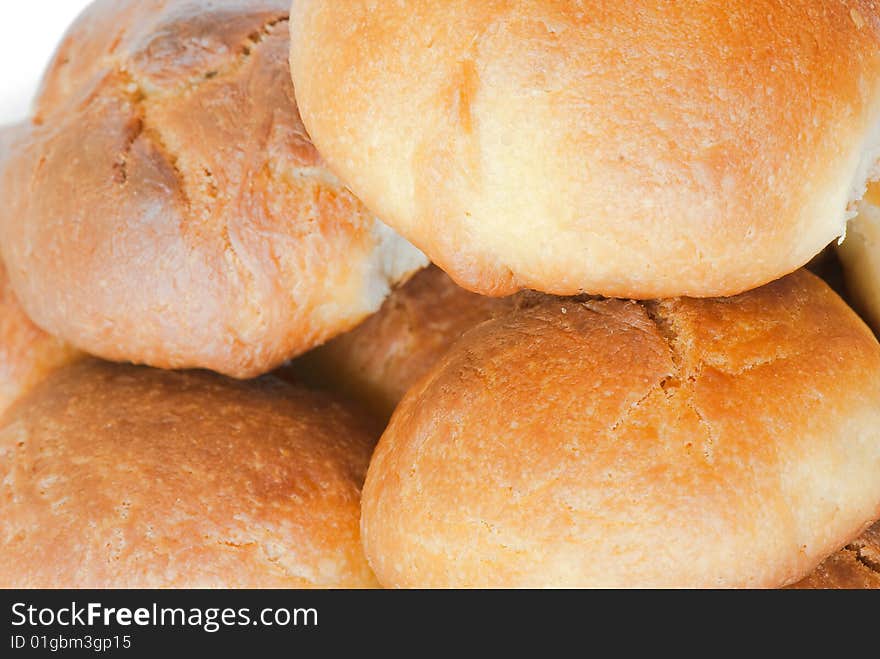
0,359,379,588
285,266,530,420
0,0,426,379
361,270,880,588
291,0,880,299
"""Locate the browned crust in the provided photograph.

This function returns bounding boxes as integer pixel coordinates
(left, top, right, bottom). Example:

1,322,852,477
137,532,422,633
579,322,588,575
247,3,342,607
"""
0,359,380,588
0,0,421,379
362,271,880,588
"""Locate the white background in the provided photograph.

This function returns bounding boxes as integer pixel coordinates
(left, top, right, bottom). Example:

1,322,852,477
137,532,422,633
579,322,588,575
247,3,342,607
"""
0,1,94,125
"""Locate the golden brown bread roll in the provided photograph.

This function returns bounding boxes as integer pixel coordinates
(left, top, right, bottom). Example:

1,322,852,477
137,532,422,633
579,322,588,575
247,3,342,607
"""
290,1,880,299
0,0,426,379
789,521,880,589
0,359,379,588
838,181,880,335
362,270,880,588
286,266,526,420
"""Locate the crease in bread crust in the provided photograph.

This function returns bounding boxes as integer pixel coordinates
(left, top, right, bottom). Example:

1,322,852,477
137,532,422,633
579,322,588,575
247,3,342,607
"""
0,4,427,378
362,272,880,588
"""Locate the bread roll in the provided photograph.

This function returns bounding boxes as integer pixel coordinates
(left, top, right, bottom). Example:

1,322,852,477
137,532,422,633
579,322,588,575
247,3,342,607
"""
0,0,426,379
362,271,880,588
286,266,526,420
838,182,880,335
0,360,379,588
0,125,81,416
789,522,880,589
290,1,880,299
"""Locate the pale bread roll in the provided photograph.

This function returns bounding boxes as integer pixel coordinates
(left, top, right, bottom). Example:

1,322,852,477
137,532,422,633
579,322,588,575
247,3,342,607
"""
290,1,880,299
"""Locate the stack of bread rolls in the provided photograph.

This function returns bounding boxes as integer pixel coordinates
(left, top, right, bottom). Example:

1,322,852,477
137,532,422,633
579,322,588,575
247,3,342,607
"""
1,0,879,589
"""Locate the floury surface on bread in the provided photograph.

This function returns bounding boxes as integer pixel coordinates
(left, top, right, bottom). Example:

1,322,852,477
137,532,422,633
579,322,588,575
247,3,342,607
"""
361,271,880,588
0,360,380,588
0,0,426,379
291,0,880,299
